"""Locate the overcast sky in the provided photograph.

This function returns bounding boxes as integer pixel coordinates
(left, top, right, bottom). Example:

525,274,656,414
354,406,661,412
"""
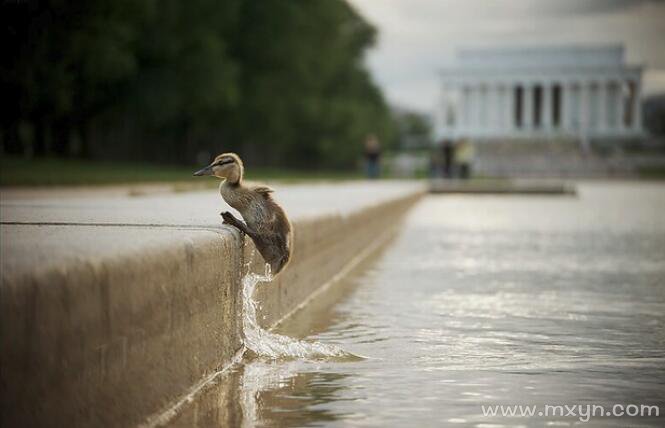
348,0,665,113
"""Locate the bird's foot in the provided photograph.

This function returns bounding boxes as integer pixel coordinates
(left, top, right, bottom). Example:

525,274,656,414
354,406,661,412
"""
220,211,236,224
221,211,243,232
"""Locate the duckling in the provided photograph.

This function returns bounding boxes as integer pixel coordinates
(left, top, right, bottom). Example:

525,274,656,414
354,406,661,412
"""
194,153,292,275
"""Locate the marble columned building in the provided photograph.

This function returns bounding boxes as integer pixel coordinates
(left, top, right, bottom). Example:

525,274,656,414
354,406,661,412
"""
439,45,643,147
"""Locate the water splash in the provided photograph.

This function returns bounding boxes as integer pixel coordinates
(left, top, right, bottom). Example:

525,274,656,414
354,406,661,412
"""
241,263,353,360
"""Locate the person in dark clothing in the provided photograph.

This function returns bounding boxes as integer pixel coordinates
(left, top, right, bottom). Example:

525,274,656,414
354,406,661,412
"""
364,134,381,179
441,139,454,178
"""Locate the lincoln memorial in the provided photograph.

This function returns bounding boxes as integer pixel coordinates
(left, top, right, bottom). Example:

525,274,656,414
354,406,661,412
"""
439,45,644,147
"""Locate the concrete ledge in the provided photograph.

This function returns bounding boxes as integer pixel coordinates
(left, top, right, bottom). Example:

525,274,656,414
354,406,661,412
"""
0,182,423,427
1,228,244,427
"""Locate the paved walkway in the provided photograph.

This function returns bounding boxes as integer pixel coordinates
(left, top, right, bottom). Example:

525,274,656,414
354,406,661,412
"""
1,181,423,278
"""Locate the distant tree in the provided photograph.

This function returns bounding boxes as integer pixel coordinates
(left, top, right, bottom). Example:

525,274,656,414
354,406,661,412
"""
1,0,146,156
228,0,393,168
1,0,394,169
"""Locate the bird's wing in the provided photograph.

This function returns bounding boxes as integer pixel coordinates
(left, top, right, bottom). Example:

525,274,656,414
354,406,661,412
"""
252,185,274,195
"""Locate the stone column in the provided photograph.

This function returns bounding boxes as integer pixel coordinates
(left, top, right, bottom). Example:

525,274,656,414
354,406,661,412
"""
440,84,448,137
447,83,458,137
486,84,493,134
478,85,487,135
498,85,506,133
449,83,457,135
472,84,481,134
566,81,578,135
484,84,490,133
464,85,471,133
459,85,467,132
542,82,552,132
615,80,625,133
631,79,642,131
561,82,571,133
487,83,497,135
496,84,504,133
597,80,607,134
451,83,460,136
523,83,533,130
505,83,514,133
579,81,590,152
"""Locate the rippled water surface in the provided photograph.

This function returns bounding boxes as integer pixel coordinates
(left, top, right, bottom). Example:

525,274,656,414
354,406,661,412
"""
217,182,665,427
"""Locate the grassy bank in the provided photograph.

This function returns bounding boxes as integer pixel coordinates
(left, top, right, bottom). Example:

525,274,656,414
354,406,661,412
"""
0,156,362,187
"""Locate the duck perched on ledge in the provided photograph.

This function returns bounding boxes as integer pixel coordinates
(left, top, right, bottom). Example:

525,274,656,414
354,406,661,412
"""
194,153,292,275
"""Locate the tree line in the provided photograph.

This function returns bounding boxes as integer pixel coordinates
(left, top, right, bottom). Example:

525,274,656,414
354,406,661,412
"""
1,0,395,168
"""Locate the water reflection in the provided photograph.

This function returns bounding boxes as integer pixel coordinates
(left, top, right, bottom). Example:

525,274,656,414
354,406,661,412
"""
243,363,352,427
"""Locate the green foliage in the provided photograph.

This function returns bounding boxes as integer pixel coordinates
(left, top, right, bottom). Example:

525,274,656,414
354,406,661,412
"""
1,0,394,169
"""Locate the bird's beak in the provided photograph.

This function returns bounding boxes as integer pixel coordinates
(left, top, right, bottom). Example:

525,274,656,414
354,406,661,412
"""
193,165,213,176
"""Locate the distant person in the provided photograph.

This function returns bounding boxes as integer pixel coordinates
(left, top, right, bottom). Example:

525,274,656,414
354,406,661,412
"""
441,139,454,178
364,134,381,179
454,139,475,179
429,146,443,178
